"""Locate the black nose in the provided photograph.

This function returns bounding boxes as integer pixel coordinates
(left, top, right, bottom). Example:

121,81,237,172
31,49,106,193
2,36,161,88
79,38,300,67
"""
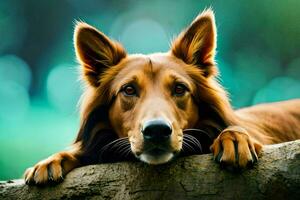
142,119,172,141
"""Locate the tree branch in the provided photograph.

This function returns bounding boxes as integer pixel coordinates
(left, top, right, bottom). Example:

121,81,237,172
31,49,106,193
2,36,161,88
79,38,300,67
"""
1,140,300,200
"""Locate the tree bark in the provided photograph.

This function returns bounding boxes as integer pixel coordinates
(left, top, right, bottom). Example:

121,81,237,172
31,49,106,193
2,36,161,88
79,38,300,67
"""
1,140,300,200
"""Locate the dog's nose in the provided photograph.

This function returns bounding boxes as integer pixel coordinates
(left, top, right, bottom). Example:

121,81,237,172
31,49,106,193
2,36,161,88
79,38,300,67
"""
142,119,172,141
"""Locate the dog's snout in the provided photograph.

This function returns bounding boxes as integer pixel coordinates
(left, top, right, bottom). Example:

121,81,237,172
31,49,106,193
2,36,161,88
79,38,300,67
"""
142,119,172,141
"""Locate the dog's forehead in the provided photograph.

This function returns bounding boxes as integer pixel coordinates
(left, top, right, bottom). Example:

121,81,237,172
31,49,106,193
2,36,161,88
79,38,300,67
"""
117,53,187,75
148,53,186,71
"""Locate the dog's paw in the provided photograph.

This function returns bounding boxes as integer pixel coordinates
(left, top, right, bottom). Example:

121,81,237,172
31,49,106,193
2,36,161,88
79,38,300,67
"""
210,126,262,169
24,152,78,185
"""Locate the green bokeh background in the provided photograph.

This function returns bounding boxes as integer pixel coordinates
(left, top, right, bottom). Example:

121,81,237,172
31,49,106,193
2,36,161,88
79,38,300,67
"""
0,0,300,180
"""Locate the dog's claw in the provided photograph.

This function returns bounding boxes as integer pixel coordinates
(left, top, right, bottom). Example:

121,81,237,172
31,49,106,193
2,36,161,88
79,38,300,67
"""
214,149,223,163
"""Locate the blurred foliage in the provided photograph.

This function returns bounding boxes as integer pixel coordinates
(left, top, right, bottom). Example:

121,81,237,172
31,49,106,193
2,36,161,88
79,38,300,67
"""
0,0,300,180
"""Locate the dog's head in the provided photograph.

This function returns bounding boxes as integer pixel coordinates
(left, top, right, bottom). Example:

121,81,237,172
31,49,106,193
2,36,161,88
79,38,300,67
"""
75,9,234,165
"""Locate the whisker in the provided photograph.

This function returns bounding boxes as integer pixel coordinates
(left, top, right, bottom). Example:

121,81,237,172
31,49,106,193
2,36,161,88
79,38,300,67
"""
107,137,129,144
104,137,129,145
113,142,131,154
184,135,199,146
97,136,136,163
125,148,133,158
120,146,132,158
110,140,130,150
99,137,129,153
184,134,202,149
181,142,190,153
182,140,196,153
182,128,214,154
184,134,200,143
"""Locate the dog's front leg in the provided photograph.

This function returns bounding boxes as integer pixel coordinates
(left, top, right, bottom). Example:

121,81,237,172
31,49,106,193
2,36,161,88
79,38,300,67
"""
24,144,81,185
210,126,262,169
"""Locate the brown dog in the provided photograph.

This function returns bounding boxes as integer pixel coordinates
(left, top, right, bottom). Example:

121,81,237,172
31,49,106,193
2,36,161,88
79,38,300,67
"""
24,9,300,185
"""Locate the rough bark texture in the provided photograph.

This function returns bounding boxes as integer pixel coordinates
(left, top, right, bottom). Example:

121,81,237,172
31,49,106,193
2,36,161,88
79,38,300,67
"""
1,140,300,200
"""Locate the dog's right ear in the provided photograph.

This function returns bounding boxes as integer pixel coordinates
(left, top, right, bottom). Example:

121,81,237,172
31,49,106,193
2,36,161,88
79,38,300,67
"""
171,9,217,77
74,22,127,87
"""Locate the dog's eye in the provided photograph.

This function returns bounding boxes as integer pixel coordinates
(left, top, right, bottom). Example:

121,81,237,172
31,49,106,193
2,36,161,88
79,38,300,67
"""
122,85,137,96
173,83,187,96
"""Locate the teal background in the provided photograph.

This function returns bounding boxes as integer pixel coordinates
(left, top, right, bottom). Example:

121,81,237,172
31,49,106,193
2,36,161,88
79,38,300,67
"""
1,0,300,180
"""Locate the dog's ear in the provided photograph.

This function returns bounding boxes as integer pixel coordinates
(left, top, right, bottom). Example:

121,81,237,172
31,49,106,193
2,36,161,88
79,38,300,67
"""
171,9,217,77
74,22,126,87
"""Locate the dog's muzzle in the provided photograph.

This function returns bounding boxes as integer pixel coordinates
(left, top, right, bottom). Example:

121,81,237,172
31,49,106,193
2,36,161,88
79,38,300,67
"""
138,118,174,164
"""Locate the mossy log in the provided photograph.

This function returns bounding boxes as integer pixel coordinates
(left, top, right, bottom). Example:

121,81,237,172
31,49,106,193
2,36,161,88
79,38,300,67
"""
1,140,300,200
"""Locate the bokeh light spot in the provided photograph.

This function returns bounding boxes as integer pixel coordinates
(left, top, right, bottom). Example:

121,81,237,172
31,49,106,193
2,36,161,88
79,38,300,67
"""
0,81,30,123
230,50,281,107
116,19,169,54
46,64,82,114
0,55,32,91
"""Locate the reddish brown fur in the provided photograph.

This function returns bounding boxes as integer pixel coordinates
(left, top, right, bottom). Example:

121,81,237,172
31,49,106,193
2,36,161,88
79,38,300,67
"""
24,9,300,185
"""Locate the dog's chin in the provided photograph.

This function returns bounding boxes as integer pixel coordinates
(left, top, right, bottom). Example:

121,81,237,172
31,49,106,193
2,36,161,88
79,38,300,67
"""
137,149,174,165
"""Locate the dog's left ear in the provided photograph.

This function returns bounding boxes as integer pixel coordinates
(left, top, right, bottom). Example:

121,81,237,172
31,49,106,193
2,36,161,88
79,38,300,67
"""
171,9,217,77
74,22,126,87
